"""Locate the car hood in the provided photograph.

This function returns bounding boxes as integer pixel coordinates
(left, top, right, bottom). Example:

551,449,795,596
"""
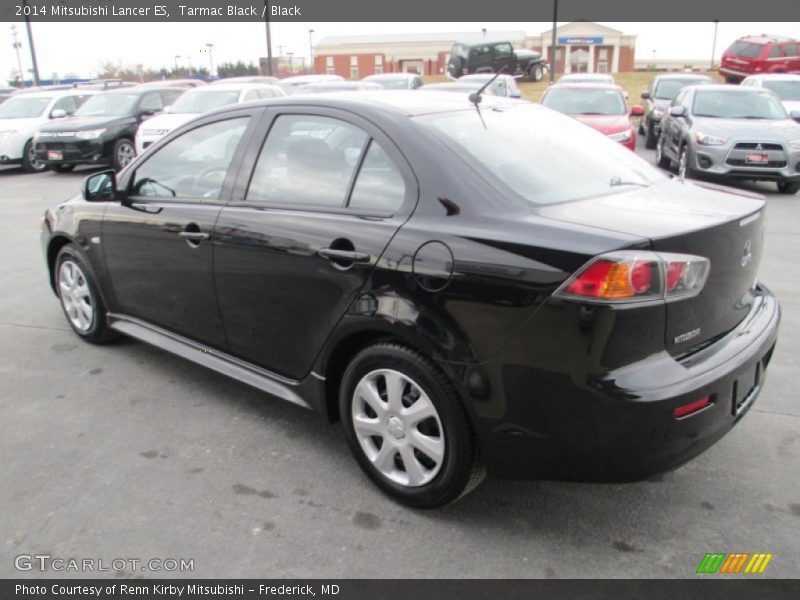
38,115,131,133
0,117,42,133
514,49,542,60
692,116,800,139
138,112,195,132
537,178,764,240
571,114,630,135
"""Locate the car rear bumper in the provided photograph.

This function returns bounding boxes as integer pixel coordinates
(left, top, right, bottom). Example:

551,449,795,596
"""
477,284,780,482
719,66,751,79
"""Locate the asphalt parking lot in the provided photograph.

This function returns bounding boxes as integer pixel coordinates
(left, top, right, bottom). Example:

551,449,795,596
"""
1,143,799,579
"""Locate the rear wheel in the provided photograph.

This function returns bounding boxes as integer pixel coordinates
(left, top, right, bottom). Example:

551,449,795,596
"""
55,245,115,344
21,139,47,173
339,343,484,508
529,63,544,82
778,181,800,195
112,138,136,171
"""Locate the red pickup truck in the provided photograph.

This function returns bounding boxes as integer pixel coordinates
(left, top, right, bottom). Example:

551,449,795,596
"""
720,35,800,83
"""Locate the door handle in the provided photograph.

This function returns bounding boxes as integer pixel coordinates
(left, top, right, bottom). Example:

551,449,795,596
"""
179,231,210,241
318,248,371,263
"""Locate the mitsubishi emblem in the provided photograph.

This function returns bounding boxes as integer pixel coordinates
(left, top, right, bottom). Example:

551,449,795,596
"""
755,143,763,151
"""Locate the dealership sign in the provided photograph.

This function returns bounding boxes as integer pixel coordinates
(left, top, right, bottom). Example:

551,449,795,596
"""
558,36,604,45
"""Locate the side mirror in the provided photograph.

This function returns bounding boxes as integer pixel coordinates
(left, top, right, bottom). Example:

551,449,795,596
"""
50,108,67,119
641,91,651,100
669,105,686,118
510,90,522,98
83,170,118,202
163,105,171,113
138,108,158,119
630,105,645,116
790,109,800,121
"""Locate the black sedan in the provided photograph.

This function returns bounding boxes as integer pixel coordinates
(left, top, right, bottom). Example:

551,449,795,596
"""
41,92,780,507
35,86,184,172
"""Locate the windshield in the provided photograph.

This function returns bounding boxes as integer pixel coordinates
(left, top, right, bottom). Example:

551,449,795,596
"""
0,96,51,119
75,93,139,117
655,79,710,100
726,41,765,58
169,89,240,114
542,88,626,115
762,80,800,102
417,105,664,206
693,90,787,119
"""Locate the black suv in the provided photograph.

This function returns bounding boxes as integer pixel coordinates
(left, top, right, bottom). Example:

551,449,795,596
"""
447,41,546,81
35,86,185,172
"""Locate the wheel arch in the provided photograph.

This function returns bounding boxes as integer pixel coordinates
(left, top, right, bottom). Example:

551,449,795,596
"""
46,234,75,292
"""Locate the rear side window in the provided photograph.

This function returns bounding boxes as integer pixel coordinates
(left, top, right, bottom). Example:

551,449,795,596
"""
783,43,798,57
247,115,368,207
768,45,782,58
493,43,513,57
349,141,406,212
52,96,77,114
727,41,766,58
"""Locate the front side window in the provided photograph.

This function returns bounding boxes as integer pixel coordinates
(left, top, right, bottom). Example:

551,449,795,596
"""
131,117,249,200
247,115,367,207
139,92,164,112
493,43,513,57
52,96,78,114
76,93,139,117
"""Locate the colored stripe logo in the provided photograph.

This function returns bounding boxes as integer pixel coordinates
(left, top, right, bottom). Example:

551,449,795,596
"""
696,553,773,574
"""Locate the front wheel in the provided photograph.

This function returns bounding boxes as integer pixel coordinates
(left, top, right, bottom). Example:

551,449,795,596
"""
339,343,484,508
112,138,136,171
55,245,116,344
678,146,693,180
778,181,800,195
529,63,544,82
21,139,47,173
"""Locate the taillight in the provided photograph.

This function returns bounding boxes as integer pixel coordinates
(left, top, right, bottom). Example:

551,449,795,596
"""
555,251,710,303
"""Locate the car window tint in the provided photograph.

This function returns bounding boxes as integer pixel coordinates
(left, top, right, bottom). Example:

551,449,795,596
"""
494,43,513,57
243,89,260,101
768,45,782,58
349,141,406,212
247,115,368,207
140,92,163,112
52,96,77,114
131,117,249,200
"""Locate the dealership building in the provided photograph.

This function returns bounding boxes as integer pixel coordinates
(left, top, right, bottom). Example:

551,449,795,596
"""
312,22,636,79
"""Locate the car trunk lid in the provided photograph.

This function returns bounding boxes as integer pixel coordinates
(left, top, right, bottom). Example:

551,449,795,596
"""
539,179,766,355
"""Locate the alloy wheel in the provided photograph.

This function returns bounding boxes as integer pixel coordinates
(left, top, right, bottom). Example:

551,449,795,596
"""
29,143,46,171
58,260,94,332
351,369,445,487
679,149,687,180
655,138,663,165
117,142,136,168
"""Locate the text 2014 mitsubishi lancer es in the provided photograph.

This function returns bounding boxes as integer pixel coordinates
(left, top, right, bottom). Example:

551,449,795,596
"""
41,91,780,508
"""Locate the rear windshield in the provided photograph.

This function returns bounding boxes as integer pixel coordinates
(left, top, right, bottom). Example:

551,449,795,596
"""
654,78,711,100
169,89,240,114
762,80,800,101
693,90,787,119
726,41,765,58
416,105,664,206
541,88,626,115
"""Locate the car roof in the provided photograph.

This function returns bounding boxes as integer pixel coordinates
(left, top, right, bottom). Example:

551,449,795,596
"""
364,73,417,80
547,83,623,92
206,90,524,119
103,86,179,95
744,73,800,81
738,35,796,44
190,82,278,92
6,88,99,100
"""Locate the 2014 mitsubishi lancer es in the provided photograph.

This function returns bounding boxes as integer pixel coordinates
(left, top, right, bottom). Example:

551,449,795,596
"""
41,91,780,508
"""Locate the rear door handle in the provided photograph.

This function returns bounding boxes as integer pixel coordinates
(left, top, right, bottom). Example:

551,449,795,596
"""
318,248,371,263
179,231,210,241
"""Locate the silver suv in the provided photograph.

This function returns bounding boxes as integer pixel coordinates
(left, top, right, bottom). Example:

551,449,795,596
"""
656,85,800,194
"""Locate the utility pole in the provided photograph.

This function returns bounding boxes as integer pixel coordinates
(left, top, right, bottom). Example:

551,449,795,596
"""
174,55,181,71
10,24,24,86
205,43,214,77
22,0,40,86
287,51,294,73
710,20,720,71
308,29,315,74
549,0,558,84
264,1,273,76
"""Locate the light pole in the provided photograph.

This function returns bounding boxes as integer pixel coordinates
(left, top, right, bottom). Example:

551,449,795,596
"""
11,25,24,86
287,51,294,73
174,55,181,71
710,20,720,71
22,0,40,86
308,29,315,73
549,0,558,84
264,1,273,76
481,28,487,38
205,43,214,77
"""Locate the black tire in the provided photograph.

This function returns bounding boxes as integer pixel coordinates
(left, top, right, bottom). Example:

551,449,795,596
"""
529,63,544,82
638,123,645,135
52,163,75,173
21,139,47,173
655,136,671,169
644,123,658,150
339,343,485,508
54,244,116,344
112,138,136,171
678,145,695,180
724,75,741,84
778,181,800,195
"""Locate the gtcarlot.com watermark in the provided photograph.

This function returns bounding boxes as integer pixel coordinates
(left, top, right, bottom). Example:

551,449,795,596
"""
14,554,194,573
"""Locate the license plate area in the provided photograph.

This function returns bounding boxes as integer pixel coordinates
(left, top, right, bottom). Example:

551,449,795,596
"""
745,152,768,165
732,362,761,416
47,150,63,161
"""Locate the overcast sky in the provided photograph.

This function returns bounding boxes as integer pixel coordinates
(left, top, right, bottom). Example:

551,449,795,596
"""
2,21,798,81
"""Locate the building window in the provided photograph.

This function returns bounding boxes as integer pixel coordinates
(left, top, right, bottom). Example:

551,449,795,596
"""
350,56,358,66
350,66,359,79
326,57,333,67
597,62,608,73
598,48,609,61
374,55,383,74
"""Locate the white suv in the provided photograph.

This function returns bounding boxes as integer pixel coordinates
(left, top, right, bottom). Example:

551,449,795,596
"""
741,73,800,118
0,89,96,172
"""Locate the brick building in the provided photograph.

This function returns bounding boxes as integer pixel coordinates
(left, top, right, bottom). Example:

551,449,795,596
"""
311,23,637,80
